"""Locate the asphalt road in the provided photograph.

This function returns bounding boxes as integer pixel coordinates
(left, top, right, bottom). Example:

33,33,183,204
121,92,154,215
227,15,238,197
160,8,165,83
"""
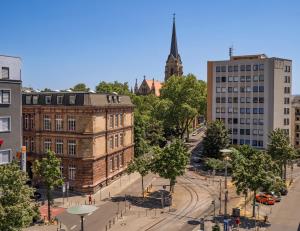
267,176,300,231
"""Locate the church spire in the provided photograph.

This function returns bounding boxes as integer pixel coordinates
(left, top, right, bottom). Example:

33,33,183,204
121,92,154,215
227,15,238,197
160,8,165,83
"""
170,13,178,58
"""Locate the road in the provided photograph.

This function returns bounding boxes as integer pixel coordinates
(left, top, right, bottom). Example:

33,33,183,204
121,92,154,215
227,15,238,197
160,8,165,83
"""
267,174,300,231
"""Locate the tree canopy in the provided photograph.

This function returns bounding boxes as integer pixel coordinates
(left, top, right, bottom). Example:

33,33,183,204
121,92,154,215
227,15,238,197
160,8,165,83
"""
202,120,230,158
96,81,130,95
71,83,90,92
0,162,38,231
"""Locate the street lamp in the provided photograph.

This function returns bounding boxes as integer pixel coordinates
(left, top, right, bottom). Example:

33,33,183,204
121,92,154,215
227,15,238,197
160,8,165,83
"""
67,205,97,231
220,148,232,218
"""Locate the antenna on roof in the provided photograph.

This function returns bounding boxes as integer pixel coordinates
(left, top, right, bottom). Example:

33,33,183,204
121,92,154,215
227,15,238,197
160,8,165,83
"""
229,45,234,58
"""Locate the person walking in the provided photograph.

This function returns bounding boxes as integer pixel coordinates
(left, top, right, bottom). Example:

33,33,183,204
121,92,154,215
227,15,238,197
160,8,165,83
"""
88,194,92,205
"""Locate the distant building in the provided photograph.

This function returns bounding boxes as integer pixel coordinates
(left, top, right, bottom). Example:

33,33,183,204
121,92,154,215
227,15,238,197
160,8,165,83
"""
134,76,162,96
207,54,292,149
134,15,183,96
22,92,134,193
291,95,300,149
0,55,22,165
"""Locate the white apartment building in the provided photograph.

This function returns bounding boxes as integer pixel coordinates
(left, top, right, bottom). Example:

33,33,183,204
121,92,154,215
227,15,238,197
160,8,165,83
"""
207,54,292,149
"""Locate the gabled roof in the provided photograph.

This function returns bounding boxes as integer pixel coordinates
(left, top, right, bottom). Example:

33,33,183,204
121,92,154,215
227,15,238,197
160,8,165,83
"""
145,79,163,96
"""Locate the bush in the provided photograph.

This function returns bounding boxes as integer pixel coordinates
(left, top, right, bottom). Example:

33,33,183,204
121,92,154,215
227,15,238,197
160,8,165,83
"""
212,224,220,231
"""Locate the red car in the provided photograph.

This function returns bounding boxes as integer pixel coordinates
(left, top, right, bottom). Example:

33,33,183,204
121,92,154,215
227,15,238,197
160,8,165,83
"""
255,193,275,205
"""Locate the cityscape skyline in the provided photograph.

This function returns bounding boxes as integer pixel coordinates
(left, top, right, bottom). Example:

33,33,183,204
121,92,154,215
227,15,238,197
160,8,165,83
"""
0,0,300,93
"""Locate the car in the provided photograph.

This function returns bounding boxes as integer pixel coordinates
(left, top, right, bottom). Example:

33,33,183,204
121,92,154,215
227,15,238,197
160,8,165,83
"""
280,187,288,196
267,192,281,202
255,193,275,205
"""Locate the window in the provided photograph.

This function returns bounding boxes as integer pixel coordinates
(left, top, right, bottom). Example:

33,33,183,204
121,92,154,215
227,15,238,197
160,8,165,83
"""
228,107,233,113
68,117,76,131
60,164,64,178
253,108,258,114
43,115,51,130
240,108,246,114
0,150,11,164
115,134,119,148
233,108,238,113
233,87,238,93
285,65,291,72
246,118,251,124
109,136,114,149
216,108,220,113
30,137,35,152
0,90,10,104
109,115,114,128
56,139,64,154
221,87,226,93
216,97,220,103
240,76,245,82
228,97,232,103
216,66,221,72
109,157,113,172
259,64,264,70
221,107,226,113
24,114,29,130
115,114,119,127
228,118,232,124
284,118,289,125
234,76,239,82
69,95,76,104
26,95,31,104
253,129,258,135
240,87,245,93
233,97,238,103
253,65,258,71
32,95,38,104
221,66,226,72
246,97,251,103
240,118,245,124
44,139,52,152
120,113,124,126
259,86,264,92
68,140,76,155
240,65,245,71
228,76,233,82
246,87,252,92
284,108,290,115
284,76,291,83
284,97,290,104
246,65,251,71
120,133,124,146
221,77,226,82
1,67,9,79
246,108,251,114
253,97,258,103
253,86,258,92
240,97,245,103
284,87,290,94
233,118,238,124
45,96,52,104
68,164,76,180
233,65,238,72
253,75,259,82
0,117,10,132
57,96,63,104
259,75,264,82
221,97,226,103
228,66,233,72
259,108,264,114
246,76,251,82
56,115,63,131
233,128,238,134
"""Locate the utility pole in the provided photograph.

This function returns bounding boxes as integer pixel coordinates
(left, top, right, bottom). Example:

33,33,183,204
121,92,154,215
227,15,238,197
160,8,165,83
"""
224,159,228,217
219,179,222,215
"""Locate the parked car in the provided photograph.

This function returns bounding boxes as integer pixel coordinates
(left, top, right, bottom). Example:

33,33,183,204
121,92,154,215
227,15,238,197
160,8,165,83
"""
267,192,281,202
280,186,288,196
255,193,275,205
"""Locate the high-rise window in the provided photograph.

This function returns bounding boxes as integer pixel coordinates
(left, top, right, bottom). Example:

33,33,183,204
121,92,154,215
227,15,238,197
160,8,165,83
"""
68,164,76,180
240,65,245,71
68,117,76,131
56,115,63,131
68,140,76,155
43,115,51,130
0,117,11,132
44,139,52,152
1,67,9,79
246,65,251,71
56,139,64,154
0,90,10,104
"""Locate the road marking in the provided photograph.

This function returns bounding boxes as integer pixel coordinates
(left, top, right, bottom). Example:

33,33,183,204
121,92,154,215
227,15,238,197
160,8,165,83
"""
70,225,77,230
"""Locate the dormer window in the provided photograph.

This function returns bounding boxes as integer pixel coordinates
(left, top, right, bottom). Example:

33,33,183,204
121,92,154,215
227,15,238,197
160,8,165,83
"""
107,95,111,103
57,95,63,104
32,95,38,104
45,96,52,104
69,95,76,105
112,96,115,103
25,95,32,104
117,96,121,103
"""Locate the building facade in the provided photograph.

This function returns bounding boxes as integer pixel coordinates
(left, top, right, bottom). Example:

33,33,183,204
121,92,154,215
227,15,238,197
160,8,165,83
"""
0,55,22,164
291,95,300,149
134,77,162,96
164,16,183,82
207,54,292,149
22,92,134,193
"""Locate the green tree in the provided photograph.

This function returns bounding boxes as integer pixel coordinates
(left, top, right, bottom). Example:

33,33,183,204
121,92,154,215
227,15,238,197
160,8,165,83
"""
231,146,281,217
41,88,53,92
202,120,230,159
158,75,207,139
33,151,63,221
205,158,225,171
95,81,130,95
71,83,90,92
127,155,152,197
0,162,38,231
152,139,189,192
267,128,295,181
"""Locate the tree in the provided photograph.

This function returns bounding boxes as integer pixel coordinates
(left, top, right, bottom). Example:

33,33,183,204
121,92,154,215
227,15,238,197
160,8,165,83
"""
202,120,230,159
158,75,207,139
231,146,281,217
267,128,295,181
127,155,152,197
205,158,225,172
0,162,38,231
152,139,189,192
71,83,90,92
95,81,130,95
41,88,53,92
33,151,63,221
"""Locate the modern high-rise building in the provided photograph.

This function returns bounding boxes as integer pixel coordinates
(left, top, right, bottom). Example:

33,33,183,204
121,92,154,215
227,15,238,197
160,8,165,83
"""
207,54,292,149
291,95,300,149
0,55,22,164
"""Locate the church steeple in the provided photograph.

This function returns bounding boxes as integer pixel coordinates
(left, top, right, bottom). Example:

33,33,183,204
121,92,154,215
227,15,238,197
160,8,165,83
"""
164,14,183,82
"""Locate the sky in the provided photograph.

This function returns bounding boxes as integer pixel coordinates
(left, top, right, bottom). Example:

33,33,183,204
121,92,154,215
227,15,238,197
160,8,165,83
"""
1,0,300,93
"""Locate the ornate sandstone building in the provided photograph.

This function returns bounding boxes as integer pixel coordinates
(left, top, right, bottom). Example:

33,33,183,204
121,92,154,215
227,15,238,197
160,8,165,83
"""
22,92,134,193
134,15,183,96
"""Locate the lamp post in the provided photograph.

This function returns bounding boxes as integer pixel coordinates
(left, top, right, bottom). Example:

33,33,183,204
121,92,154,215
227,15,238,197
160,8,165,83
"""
220,149,232,218
67,205,97,231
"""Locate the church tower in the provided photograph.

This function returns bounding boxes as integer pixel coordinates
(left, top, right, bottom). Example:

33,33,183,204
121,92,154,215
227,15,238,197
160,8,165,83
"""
164,14,183,82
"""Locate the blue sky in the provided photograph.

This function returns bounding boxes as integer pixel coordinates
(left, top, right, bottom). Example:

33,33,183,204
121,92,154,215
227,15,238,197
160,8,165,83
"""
1,0,300,93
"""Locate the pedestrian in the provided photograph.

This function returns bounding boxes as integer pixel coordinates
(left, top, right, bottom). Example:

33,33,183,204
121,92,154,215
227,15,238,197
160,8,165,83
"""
88,194,92,205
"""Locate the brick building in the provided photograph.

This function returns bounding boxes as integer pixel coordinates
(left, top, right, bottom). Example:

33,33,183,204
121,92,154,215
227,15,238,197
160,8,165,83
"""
22,92,134,193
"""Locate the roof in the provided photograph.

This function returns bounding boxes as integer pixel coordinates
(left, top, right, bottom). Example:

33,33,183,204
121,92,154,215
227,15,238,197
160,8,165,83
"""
170,16,179,58
145,80,163,96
